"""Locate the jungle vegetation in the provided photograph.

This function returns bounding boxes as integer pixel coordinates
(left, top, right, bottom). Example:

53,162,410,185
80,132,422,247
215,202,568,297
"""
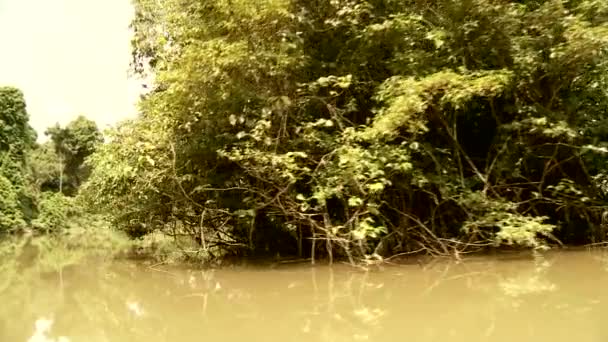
3,0,608,263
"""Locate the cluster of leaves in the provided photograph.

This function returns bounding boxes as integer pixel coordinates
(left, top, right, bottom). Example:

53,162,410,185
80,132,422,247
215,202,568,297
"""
84,0,608,261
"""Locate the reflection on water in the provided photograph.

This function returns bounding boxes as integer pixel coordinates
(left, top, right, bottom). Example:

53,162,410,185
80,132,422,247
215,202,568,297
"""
126,301,145,317
2,250,608,341
27,318,69,342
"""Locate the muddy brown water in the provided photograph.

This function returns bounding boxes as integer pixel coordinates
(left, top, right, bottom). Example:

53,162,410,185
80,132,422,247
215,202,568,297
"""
2,249,608,341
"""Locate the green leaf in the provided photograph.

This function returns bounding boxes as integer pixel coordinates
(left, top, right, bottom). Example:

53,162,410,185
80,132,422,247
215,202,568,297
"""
348,196,364,207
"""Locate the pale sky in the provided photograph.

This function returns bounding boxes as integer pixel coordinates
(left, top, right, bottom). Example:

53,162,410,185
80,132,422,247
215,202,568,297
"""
0,0,142,140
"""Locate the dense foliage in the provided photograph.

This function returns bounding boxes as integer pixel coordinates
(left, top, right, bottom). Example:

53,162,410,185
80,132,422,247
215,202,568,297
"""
0,87,106,238
43,0,608,261
0,87,36,232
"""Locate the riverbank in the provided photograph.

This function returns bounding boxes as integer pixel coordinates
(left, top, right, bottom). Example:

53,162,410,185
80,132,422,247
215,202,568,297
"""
3,224,608,273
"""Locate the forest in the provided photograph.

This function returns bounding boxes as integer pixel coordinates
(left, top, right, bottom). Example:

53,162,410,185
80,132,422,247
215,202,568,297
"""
2,0,608,264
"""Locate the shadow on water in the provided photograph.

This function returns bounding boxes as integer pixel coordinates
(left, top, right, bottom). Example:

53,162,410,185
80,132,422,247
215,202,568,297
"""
2,248,608,341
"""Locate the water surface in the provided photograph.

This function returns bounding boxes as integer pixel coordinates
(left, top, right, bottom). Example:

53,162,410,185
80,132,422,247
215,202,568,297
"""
2,250,608,341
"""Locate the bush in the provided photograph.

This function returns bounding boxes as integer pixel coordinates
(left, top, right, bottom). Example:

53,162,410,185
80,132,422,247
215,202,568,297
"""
31,193,74,233
0,175,25,233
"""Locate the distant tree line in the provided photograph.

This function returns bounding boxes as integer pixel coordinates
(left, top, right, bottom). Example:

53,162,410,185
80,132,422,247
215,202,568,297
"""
0,86,102,234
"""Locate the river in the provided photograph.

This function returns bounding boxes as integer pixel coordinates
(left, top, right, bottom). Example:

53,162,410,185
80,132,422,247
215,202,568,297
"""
2,249,607,341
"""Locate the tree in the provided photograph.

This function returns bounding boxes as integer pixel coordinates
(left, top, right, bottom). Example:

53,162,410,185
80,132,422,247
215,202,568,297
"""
27,142,62,193
0,86,36,232
0,87,36,161
45,116,103,195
